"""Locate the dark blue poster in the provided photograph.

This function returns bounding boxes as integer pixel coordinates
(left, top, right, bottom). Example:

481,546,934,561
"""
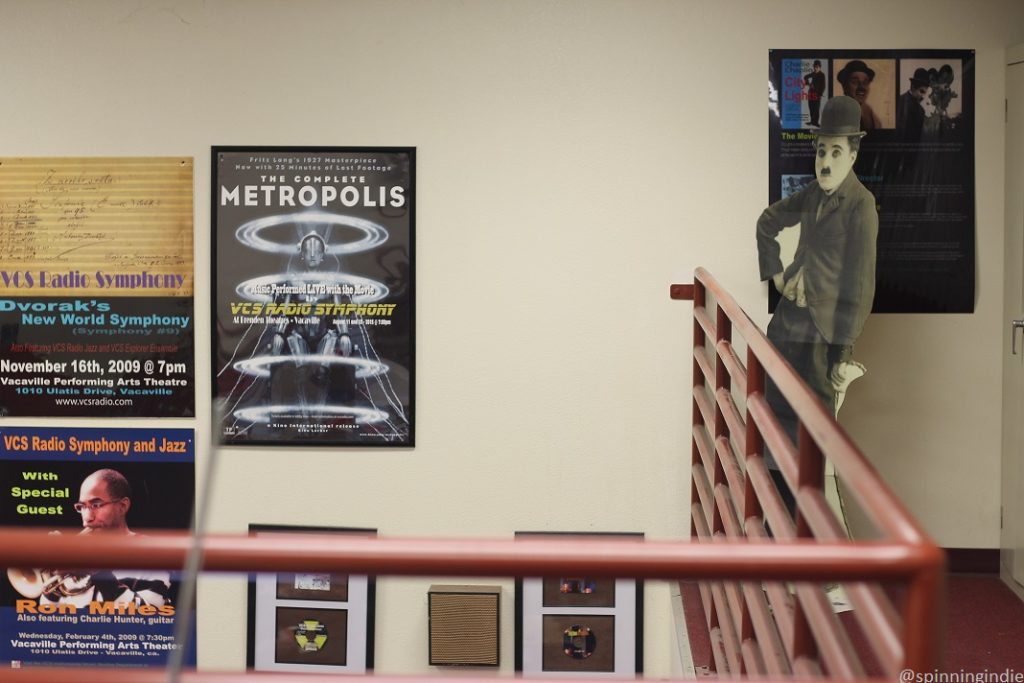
769,50,976,313
0,426,195,668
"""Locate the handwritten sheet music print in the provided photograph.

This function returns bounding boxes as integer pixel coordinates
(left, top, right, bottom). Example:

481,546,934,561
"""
0,157,193,296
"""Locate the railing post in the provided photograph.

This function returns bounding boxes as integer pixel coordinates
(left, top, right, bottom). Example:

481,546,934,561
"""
715,304,732,397
790,422,824,663
715,303,750,673
691,281,706,543
711,303,730,539
903,550,946,670
743,349,765,523
795,422,825,539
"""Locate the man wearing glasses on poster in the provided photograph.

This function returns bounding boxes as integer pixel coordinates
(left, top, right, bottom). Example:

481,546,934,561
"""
7,468,173,609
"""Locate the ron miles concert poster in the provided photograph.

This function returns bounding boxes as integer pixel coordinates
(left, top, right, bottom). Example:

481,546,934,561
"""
0,426,196,668
212,147,415,446
0,157,195,417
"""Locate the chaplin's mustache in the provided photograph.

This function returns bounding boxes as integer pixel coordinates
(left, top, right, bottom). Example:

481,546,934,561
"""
819,167,831,175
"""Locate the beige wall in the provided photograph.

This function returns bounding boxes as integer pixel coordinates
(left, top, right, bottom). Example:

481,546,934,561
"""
2,0,1023,674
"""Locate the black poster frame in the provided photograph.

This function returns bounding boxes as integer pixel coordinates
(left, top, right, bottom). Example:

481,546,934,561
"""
768,49,976,313
211,146,415,446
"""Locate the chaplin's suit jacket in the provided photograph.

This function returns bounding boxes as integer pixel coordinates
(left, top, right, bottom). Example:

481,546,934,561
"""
757,172,878,349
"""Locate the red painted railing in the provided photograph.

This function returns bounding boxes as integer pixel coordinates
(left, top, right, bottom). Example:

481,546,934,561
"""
671,268,944,676
0,530,931,682
0,267,941,682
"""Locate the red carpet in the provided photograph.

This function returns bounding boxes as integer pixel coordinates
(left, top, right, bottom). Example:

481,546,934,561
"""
681,575,1024,673
942,575,1024,670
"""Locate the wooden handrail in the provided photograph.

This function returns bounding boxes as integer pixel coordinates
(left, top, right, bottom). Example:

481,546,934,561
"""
672,267,944,676
0,268,941,681
0,528,920,682
0,670,900,683
0,529,936,580
675,268,935,545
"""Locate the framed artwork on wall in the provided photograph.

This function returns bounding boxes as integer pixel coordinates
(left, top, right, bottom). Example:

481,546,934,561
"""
0,156,196,418
514,531,643,678
767,49,976,313
212,146,415,446
0,427,196,668
247,525,376,673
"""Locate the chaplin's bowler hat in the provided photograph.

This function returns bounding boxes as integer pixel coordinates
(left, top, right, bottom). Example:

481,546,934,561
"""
910,67,930,86
837,59,875,85
815,96,867,137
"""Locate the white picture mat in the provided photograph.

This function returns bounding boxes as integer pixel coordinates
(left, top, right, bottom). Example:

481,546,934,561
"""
253,571,369,672
251,527,371,673
520,576,637,678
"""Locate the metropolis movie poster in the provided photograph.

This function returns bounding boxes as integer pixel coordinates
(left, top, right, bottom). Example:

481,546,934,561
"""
0,426,196,668
212,147,415,446
768,49,975,313
0,158,195,416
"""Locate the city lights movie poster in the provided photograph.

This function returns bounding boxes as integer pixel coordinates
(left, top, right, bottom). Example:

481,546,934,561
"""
0,426,196,668
0,157,195,417
768,50,975,313
212,147,415,446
